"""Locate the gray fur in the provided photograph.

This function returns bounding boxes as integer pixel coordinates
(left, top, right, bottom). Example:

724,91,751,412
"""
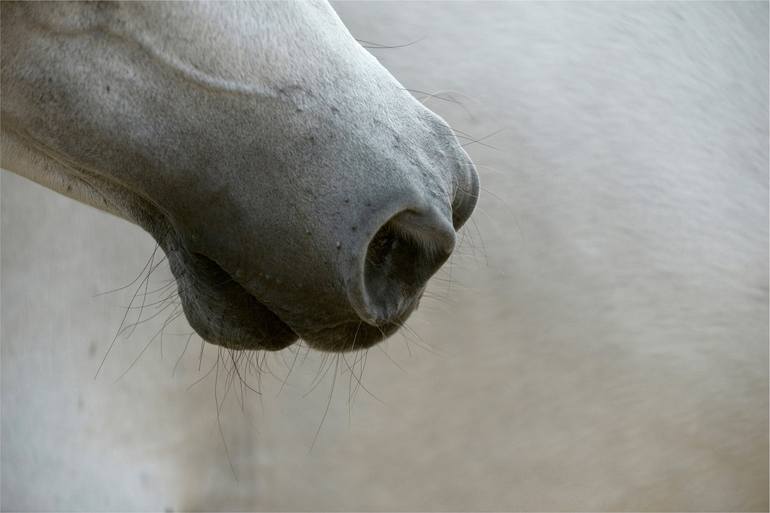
0,1,478,351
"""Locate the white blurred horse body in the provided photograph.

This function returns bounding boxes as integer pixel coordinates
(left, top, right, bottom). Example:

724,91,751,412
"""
1,2,767,511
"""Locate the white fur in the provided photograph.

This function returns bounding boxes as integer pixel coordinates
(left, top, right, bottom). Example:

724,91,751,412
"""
1,2,767,510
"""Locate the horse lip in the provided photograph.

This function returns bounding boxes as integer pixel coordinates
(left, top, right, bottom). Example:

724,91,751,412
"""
179,251,299,350
190,250,378,350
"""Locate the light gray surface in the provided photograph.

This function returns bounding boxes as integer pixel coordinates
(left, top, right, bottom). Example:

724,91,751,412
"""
2,2,768,511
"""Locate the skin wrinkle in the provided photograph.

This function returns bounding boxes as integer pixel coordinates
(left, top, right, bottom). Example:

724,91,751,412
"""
20,3,279,97
17,3,317,87
1,0,479,352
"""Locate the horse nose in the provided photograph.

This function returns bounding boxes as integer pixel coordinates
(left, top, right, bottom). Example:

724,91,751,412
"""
451,150,480,231
347,204,456,326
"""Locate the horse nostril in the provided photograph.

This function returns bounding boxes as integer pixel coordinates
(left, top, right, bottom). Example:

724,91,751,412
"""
353,207,455,325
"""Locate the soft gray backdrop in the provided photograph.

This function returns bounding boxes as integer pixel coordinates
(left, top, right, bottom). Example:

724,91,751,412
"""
2,2,768,511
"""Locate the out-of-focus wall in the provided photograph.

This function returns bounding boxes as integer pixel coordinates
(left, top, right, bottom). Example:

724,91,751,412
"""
2,2,767,511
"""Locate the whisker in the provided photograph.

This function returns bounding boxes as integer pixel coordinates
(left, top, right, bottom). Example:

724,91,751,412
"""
277,345,301,397
95,248,166,378
213,350,239,482
310,355,339,452
93,244,158,297
173,332,195,377
356,36,425,49
460,127,506,149
114,307,183,382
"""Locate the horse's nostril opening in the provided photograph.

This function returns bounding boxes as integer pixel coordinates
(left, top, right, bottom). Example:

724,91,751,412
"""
366,223,423,301
360,209,455,324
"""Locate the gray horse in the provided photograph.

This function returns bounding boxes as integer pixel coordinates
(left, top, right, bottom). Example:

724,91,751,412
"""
1,1,479,352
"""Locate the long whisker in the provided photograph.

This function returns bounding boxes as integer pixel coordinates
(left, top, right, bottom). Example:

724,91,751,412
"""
356,36,425,49
310,355,339,452
93,244,158,297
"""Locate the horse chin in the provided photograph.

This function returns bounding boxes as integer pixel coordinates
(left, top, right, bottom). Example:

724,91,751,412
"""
184,303,298,352
166,248,298,351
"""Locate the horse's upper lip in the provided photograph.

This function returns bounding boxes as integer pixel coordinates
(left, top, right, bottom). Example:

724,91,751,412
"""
179,249,414,352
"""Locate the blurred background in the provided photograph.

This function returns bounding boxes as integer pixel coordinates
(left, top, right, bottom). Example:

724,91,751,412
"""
2,2,767,511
